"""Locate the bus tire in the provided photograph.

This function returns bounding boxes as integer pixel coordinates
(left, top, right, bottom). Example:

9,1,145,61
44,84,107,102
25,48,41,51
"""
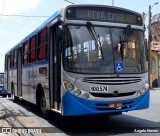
37,90,49,119
11,82,18,103
2,95,6,98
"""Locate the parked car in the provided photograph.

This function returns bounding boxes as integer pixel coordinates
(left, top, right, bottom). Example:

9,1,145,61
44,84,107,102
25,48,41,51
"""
0,73,11,97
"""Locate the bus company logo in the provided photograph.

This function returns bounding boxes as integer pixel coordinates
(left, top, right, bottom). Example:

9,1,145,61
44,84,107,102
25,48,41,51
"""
2,128,11,133
113,90,119,96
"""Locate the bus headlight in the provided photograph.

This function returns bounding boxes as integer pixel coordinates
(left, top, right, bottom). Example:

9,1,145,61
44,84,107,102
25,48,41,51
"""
136,90,141,97
67,84,74,91
73,89,81,96
82,93,89,99
136,87,147,97
64,79,91,99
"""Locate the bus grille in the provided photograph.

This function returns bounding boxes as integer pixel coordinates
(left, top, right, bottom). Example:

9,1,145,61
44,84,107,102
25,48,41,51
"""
95,101,133,111
82,77,142,85
90,91,136,98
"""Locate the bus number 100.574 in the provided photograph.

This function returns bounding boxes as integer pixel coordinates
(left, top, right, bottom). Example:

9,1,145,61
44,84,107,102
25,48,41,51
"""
90,86,108,92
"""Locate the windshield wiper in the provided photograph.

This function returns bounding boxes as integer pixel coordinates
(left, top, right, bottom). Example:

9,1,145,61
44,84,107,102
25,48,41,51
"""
86,22,104,61
119,25,131,61
119,36,124,61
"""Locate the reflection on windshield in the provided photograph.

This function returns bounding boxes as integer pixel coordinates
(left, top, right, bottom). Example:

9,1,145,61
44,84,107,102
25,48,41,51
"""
63,25,146,74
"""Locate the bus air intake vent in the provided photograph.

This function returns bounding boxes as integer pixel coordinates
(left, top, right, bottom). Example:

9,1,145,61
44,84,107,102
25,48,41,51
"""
82,77,142,85
90,91,136,98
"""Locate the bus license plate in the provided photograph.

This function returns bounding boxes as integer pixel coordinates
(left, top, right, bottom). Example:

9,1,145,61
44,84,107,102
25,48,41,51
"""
90,86,108,92
109,102,123,108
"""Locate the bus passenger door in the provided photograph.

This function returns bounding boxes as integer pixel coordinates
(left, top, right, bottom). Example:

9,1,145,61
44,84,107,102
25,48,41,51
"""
17,47,22,97
49,25,61,112
4,55,10,92
158,54,160,87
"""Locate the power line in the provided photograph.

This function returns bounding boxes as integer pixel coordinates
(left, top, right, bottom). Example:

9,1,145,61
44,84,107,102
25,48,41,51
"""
65,0,85,4
0,14,49,18
0,0,5,22
72,0,82,4
78,0,87,4
0,53,5,58
64,0,75,4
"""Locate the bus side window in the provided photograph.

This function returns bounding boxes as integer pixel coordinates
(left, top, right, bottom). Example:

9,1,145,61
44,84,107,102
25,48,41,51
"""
23,41,29,65
5,56,8,71
37,27,47,61
10,50,16,68
29,36,36,63
10,51,14,68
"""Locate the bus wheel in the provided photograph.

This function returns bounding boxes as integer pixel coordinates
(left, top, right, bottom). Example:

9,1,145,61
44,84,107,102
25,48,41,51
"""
39,91,49,119
2,95,6,98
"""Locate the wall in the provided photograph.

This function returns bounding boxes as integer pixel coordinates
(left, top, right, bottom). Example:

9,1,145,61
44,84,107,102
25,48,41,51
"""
151,50,158,87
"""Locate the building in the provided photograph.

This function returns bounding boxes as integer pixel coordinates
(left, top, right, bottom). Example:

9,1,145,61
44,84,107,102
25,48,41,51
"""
150,13,160,87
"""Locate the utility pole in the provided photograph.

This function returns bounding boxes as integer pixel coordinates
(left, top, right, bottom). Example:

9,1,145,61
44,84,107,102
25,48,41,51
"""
144,2,158,89
148,5,152,89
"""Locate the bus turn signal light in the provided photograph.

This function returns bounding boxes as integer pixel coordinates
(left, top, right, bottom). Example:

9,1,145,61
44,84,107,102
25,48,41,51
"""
64,80,70,85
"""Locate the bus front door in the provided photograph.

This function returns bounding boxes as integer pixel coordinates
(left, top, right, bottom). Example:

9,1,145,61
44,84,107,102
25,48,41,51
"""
49,25,61,112
17,47,22,97
8,56,11,93
5,55,10,93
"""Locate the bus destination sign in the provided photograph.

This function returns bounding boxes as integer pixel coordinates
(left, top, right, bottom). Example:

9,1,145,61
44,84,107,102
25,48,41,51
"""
66,7,142,26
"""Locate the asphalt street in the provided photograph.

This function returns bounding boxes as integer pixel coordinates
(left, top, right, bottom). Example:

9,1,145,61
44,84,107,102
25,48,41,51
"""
0,89,159,136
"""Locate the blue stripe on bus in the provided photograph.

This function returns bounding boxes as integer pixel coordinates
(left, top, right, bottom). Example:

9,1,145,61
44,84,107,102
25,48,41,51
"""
7,67,17,71
22,61,49,68
62,89,150,116
8,61,49,71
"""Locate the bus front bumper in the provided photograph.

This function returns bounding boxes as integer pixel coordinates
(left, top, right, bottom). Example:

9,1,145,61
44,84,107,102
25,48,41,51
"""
62,90,150,116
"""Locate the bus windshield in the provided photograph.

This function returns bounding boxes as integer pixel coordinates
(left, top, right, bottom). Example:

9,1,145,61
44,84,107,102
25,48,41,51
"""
63,25,146,74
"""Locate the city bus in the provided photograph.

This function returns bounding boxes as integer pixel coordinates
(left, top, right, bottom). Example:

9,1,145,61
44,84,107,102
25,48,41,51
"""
4,4,149,117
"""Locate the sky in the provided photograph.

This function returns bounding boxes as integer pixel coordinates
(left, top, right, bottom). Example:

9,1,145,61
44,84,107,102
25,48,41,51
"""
0,0,160,72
